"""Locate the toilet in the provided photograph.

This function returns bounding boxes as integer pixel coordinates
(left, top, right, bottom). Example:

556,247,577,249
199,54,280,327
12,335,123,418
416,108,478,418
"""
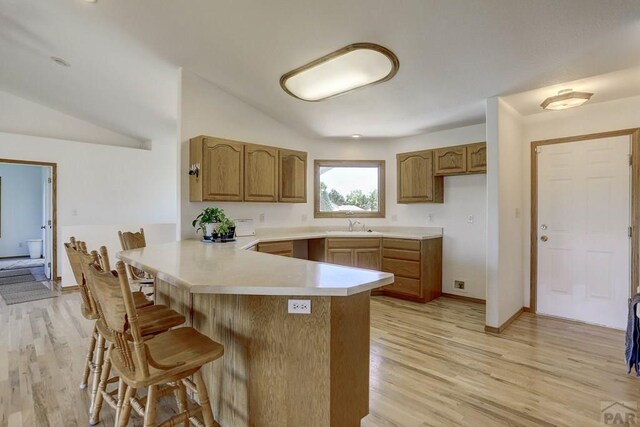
26,239,43,259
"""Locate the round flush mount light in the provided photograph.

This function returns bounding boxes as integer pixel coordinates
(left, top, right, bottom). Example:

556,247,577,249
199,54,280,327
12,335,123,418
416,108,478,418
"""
84,0,98,3
280,43,399,102
351,134,362,139
51,56,70,67
540,89,593,111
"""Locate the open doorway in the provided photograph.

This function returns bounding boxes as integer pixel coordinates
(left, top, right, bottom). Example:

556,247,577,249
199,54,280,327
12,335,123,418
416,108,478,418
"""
0,159,57,286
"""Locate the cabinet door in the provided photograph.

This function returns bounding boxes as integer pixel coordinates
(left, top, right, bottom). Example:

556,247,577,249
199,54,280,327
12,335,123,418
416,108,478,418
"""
354,248,381,271
258,240,294,257
466,142,487,173
279,149,307,203
397,151,438,203
202,138,244,201
435,146,466,176
245,144,278,202
327,248,354,267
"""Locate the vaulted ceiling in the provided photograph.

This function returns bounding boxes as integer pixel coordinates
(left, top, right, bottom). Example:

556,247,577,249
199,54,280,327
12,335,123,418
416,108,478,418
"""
1,0,640,143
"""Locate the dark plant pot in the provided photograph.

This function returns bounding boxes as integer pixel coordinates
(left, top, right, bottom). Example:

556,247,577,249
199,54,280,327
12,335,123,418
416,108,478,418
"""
221,226,236,242
211,232,220,240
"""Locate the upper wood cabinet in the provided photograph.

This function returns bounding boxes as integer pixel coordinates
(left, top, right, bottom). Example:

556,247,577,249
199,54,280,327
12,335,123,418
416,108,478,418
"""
396,150,444,204
435,146,466,175
190,136,244,202
190,135,307,203
245,144,278,202
466,142,487,173
278,149,307,203
434,142,486,176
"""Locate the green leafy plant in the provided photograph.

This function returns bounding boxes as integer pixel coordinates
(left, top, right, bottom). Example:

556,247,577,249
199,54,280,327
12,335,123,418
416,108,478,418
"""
192,207,225,234
216,217,236,237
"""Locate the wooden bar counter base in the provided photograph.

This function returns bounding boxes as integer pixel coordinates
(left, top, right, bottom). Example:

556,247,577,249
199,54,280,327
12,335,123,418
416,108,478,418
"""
156,282,370,427
119,240,394,427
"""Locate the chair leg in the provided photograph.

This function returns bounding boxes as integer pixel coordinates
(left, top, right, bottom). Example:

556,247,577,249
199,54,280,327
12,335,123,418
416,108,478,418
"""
193,370,215,427
89,334,105,414
114,378,127,425
90,343,112,425
174,380,189,427
144,385,158,427
118,385,136,427
80,325,98,389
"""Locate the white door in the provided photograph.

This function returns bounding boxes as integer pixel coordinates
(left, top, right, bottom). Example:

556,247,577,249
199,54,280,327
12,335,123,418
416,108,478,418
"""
537,136,631,330
43,167,53,280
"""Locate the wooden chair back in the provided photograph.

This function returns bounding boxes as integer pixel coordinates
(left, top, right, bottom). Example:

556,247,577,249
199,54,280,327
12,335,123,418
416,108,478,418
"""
118,228,147,280
88,261,149,377
64,237,98,319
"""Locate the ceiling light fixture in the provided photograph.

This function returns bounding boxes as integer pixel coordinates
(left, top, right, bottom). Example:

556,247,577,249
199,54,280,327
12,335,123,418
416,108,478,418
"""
540,89,593,111
50,56,70,67
280,43,399,102
84,0,98,3
351,134,362,139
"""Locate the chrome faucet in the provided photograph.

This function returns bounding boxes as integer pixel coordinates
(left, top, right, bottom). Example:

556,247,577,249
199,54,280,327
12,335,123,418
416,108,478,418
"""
348,219,361,232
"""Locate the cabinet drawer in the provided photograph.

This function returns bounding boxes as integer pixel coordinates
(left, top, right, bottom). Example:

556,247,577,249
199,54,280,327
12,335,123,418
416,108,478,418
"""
382,248,421,261
326,238,381,249
382,238,421,251
382,258,421,279
258,240,294,255
387,277,421,297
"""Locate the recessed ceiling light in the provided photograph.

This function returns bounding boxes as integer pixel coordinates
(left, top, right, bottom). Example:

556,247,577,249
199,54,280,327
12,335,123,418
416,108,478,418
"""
51,56,70,67
280,43,399,102
351,134,362,139
540,89,593,111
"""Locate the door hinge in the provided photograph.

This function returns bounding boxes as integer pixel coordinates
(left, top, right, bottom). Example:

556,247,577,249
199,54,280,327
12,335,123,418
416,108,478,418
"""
630,227,633,238
47,262,51,268
629,155,633,166
48,177,52,184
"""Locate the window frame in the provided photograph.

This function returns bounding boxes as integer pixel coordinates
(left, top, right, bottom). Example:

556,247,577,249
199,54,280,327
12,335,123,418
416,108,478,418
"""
313,159,386,219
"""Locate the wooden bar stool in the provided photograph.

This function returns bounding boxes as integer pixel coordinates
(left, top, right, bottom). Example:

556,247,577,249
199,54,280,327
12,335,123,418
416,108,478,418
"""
77,246,188,425
118,228,155,294
89,260,224,427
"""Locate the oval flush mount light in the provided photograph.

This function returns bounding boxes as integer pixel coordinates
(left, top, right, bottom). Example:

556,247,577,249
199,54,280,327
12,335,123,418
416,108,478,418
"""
280,43,399,102
351,134,362,139
541,89,593,111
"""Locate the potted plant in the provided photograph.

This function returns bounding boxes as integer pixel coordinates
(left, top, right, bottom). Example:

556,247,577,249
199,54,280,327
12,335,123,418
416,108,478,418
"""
192,207,225,240
216,217,236,242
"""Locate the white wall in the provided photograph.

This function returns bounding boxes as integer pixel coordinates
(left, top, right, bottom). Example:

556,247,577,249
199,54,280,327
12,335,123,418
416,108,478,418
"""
0,89,146,149
0,91,178,286
520,95,640,306
0,163,44,257
180,70,489,300
386,124,487,300
486,97,525,328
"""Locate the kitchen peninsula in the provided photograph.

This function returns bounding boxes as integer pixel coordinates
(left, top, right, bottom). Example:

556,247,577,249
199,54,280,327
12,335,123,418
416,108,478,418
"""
117,227,441,426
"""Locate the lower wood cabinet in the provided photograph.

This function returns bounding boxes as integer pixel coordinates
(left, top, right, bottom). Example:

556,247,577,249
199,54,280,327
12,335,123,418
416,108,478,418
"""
260,236,442,303
381,237,442,303
257,240,294,257
326,238,382,270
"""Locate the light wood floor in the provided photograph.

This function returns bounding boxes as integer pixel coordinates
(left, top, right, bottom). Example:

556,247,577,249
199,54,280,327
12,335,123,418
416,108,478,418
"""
0,293,637,426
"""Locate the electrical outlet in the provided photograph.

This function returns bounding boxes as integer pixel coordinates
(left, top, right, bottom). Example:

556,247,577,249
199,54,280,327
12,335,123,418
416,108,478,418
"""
288,299,311,314
18,242,23,248
467,215,474,224
454,280,465,290
301,214,308,222
391,214,398,222
427,213,434,223
259,213,265,223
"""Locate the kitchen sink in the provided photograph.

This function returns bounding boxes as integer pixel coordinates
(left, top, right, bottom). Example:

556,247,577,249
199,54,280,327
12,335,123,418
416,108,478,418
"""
325,230,381,236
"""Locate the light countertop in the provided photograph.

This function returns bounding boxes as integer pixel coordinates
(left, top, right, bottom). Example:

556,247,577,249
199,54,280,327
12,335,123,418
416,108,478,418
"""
117,227,441,297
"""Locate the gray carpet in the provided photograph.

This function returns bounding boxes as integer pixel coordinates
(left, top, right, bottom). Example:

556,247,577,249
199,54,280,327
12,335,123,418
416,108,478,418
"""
0,267,56,305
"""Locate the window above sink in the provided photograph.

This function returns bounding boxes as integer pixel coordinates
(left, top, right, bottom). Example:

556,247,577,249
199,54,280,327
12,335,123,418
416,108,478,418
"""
314,160,385,218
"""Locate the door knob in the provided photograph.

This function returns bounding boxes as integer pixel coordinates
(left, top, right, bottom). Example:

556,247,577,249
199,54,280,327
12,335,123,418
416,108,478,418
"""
540,235,548,242
40,225,46,229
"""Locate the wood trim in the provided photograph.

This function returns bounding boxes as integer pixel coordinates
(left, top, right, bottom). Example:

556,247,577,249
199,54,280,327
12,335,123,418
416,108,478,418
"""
530,128,640,314
484,307,524,334
314,160,386,218
280,43,399,102
441,293,486,305
0,158,57,281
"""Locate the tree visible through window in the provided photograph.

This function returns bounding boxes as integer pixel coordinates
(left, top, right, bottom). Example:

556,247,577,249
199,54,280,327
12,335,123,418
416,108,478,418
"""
314,160,385,218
